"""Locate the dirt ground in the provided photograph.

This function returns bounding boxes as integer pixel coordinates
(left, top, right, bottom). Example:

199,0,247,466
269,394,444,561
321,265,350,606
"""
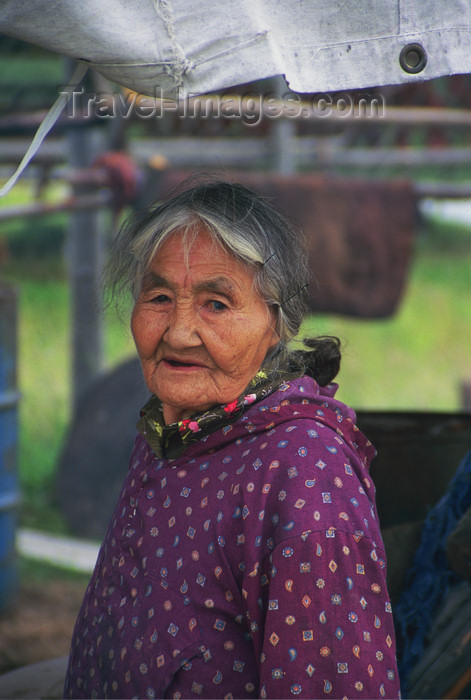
0,576,87,676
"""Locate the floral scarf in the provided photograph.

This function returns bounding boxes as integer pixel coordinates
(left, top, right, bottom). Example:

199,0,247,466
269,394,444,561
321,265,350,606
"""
136,367,302,459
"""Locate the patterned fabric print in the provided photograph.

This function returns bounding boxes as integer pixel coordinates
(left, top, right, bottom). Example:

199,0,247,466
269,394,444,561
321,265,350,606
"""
136,368,301,459
246,532,397,699
64,377,400,699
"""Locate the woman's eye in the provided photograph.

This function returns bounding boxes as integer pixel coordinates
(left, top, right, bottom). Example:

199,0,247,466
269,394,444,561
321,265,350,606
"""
207,299,227,312
150,293,171,304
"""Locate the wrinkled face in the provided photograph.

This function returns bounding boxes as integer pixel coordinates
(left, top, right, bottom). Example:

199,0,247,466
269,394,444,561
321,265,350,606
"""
131,229,279,424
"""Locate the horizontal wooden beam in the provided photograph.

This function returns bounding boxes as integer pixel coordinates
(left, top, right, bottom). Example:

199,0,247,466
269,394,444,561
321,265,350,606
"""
3,135,471,171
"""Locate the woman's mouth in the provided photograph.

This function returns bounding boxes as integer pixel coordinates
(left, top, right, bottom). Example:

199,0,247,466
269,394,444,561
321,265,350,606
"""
162,357,205,370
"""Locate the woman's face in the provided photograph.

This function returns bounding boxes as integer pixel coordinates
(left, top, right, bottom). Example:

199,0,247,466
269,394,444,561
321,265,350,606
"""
131,229,279,424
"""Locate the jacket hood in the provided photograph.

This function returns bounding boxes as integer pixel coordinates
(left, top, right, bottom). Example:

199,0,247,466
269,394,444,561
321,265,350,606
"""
171,375,376,470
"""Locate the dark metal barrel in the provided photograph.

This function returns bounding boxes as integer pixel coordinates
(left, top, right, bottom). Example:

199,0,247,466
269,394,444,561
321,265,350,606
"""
0,283,21,614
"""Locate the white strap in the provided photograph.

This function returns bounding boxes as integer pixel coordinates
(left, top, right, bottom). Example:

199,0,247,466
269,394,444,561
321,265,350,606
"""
0,61,89,198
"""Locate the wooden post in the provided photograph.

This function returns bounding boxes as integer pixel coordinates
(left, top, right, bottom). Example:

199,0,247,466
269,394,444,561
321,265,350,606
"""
64,61,106,413
462,381,471,412
270,76,297,175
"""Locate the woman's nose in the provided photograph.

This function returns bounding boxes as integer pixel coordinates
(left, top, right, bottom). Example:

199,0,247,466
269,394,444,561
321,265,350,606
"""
163,304,201,348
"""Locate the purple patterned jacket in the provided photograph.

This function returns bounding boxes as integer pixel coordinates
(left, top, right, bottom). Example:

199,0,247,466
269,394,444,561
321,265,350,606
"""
64,376,400,699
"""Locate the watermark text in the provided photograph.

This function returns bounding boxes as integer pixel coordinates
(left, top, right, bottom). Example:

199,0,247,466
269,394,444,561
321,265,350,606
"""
60,87,386,125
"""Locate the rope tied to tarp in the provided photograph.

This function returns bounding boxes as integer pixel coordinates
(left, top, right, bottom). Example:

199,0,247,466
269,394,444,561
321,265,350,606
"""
0,61,88,199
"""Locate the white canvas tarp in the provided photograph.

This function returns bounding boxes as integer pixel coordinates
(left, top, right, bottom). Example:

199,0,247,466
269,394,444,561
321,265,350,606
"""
2,0,471,196
1,0,471,97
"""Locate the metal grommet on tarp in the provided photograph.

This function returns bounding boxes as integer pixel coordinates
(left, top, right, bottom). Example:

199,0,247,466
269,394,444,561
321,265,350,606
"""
399,43,427,74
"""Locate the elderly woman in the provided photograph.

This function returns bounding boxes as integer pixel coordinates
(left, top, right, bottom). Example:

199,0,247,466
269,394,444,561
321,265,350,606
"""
64,179,400,699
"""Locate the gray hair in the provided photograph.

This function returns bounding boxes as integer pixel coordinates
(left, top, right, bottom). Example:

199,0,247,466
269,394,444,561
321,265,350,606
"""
107,178,309,347
106,177,341,384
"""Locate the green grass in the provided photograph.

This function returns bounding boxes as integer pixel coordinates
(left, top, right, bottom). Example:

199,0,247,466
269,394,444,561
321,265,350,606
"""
19,555,91,586
1,258,135,532
1,199,471,534
9,261,135,532
0,177,134,531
